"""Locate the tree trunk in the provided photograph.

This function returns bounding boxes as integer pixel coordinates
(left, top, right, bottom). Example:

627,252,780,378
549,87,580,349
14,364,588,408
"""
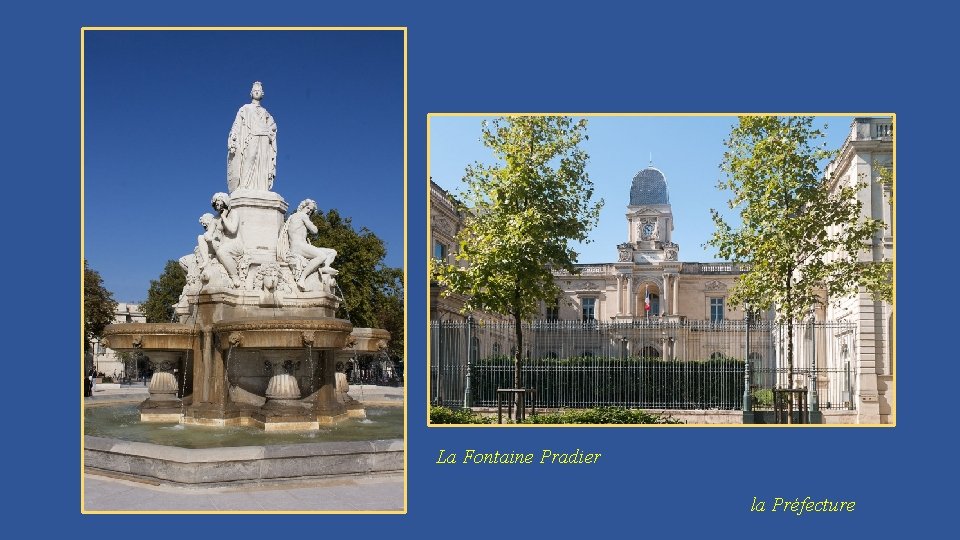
513,310,523,421
785,275,794,389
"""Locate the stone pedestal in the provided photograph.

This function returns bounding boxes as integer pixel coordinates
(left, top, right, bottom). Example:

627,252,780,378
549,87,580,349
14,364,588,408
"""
141,371,183,422
228,189,288,266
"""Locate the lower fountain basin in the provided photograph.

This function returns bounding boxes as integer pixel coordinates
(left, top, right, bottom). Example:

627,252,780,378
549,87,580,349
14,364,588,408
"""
83,403,403,486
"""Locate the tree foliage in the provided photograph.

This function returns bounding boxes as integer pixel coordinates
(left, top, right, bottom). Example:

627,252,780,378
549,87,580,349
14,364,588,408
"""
84,259,118,350
308,209,404,359
433,116,602,397
142,260,186,323
434,116,602,319
708,116,892,382
710,116,891,318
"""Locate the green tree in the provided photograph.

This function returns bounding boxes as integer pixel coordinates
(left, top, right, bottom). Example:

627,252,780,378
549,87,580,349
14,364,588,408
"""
142,260,186,323
308,209,404,359
709,116,891,385
433,116,602,408
84,259,118,351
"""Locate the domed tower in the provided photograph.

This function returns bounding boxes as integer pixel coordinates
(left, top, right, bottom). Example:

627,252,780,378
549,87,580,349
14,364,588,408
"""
618,166,679,263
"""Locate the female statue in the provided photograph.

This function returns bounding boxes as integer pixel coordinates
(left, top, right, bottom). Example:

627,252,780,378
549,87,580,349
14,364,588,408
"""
227,81,278,192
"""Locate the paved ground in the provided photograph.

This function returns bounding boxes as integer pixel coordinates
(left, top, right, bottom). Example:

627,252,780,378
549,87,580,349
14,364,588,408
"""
83,472,404,512
83,383,405,512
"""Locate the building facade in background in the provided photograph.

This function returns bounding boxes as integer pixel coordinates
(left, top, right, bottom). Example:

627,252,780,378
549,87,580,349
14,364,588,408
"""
89,302,145,377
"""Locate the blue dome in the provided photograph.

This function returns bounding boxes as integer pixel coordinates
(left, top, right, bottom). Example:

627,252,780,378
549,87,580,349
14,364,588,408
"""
630,167,669,205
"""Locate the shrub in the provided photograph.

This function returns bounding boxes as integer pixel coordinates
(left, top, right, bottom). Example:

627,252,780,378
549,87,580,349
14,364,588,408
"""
521,406,684,425
430,406,493,424
752,388,774,407
472,357,746,409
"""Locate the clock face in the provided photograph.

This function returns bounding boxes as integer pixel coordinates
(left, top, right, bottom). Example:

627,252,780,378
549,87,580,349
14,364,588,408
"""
643,222,655,237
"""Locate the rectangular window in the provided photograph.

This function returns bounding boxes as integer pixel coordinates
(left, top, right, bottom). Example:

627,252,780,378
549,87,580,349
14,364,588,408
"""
582,298,596,322
433,240,447,260
546,304,559,321
710,297,724,322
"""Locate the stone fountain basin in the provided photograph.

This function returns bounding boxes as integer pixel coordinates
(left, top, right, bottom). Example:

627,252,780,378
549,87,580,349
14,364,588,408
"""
85,436,403,486
213,318,353,349
101,323,198,351
344,327,391,353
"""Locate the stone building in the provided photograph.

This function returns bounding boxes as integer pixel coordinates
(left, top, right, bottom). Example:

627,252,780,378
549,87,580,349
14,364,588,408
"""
548,166,748,325
429,181,469,321
822,117,894,423
90,302,146,377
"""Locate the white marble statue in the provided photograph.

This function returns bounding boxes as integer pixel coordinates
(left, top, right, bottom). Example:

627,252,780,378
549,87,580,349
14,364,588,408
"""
199,193,247,288
278,199,338,291
227,81,278,192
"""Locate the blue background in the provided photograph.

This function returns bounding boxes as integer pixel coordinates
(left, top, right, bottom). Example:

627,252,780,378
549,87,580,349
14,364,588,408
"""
6,0,953,536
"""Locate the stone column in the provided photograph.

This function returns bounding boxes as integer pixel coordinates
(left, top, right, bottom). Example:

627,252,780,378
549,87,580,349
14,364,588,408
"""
672,273,679,316
662,274,671,316
627,276,635,316
616,274,623,315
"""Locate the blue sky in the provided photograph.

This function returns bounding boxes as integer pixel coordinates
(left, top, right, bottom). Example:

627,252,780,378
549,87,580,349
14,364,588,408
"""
83,30,404,302
429,115,857,264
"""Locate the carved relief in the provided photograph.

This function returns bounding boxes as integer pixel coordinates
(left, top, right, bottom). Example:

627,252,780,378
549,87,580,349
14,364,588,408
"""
433,217,455,237
664,242,679,261
255,262,287,306
704,280,727,291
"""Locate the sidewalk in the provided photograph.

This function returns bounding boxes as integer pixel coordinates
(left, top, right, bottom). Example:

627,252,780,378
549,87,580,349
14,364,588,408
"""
83,472,404,512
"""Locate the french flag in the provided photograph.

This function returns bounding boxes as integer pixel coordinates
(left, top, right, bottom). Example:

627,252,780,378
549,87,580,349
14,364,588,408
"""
644,285,651,312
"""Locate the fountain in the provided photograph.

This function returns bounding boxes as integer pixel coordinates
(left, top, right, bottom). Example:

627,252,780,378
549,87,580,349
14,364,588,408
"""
91,83,401,487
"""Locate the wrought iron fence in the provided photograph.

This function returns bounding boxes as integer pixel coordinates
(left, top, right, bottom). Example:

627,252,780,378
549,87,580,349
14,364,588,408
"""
431,319,857,410
346,354,404,386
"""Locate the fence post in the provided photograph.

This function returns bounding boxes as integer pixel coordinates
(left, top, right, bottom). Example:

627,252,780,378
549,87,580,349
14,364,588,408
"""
464,315,474,408
808,316,820,423
435,320,445,405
